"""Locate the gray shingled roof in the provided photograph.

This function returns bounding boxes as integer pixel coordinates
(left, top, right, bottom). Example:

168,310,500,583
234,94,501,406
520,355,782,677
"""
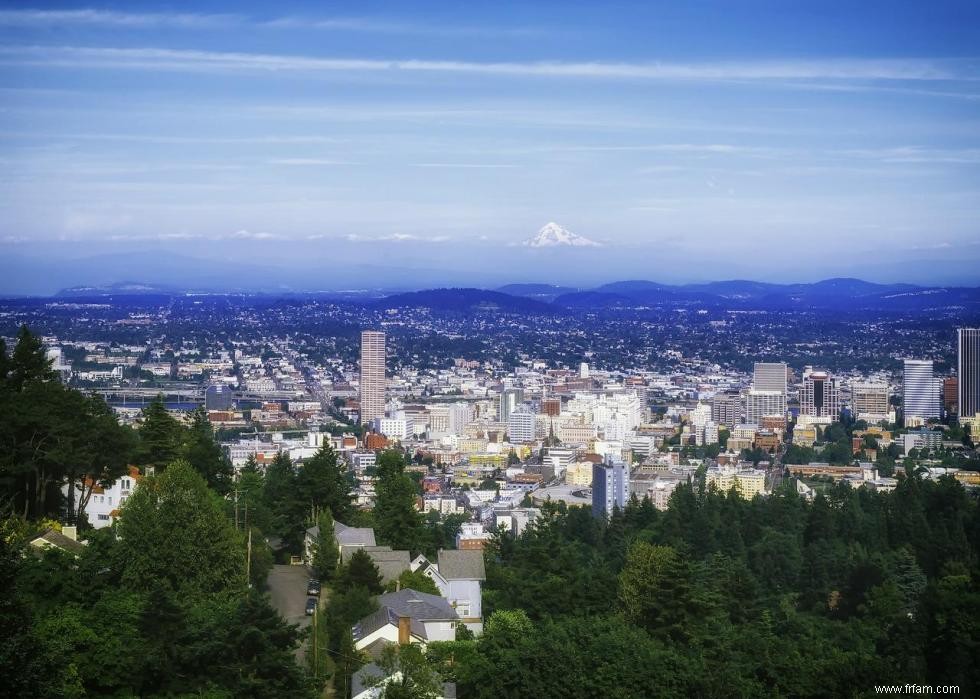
437,549,486,581
366,548,411,584
333,520,376,548
352,607,399,643
352,589,458,646
341,544,388,563
352,604,429,644
379,588,459,622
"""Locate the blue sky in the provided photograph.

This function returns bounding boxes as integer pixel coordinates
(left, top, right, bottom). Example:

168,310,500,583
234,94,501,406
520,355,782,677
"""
1,1,979,289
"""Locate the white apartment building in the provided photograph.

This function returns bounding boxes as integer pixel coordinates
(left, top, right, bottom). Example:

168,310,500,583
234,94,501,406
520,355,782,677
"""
507,409,536,443
745,390,786,423
376,417,408,440
63,467,140,529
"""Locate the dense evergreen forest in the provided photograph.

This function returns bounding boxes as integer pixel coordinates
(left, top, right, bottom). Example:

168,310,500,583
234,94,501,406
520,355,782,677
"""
423,479,980,697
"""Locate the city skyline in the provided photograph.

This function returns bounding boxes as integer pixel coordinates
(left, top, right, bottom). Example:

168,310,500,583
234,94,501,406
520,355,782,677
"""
1,1,979,286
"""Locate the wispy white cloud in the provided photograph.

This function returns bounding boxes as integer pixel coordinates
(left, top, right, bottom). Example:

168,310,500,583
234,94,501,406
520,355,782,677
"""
228,229,281,240
837,146,980,164
268,158,353,166
101,230,289,242
0,45,971,83
411,162,517,168
263,16,543,38
344,232,452,243
540,143,774,155
0,9,237,28
0,131,345,145
0,9,543,37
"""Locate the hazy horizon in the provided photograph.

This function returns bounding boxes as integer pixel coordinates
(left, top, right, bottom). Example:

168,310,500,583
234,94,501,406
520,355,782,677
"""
2,239,980,297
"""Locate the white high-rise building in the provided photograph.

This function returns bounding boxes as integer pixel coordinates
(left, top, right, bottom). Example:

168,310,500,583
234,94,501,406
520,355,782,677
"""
507,408,536,444
579,362,590,379
745,390,786,423
903,359,939,423
376,417,408,440
753,362,788,394
689,402,711,429
703,421,719,445
448,402,474,436
359,330,386,425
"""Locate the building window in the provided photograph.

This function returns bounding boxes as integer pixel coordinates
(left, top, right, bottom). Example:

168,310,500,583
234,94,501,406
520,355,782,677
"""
97,514,110,521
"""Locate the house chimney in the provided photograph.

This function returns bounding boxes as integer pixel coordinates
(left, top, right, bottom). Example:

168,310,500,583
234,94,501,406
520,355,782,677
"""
62,525,77,541
397,616,411,645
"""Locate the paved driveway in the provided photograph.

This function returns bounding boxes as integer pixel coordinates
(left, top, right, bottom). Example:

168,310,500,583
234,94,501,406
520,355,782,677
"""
267,564,313,663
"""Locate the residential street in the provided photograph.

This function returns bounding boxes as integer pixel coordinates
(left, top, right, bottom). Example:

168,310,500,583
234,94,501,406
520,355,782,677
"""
267,564,313,664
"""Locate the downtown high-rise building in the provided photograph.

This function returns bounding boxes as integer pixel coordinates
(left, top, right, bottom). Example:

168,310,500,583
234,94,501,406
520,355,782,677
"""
958,328,980,419
851,382,890,418
359,330,386,425
592,457,628,519
753,362,788,394
506,408,536,444
498,388,524,422
711,390,743,428
745,390,786,424
800,367,841,420
903,359,939,423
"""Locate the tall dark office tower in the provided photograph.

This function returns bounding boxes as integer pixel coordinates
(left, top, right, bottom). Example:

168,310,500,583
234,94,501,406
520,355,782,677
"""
959,328,980,418
359,330,386,425
800,367,841,420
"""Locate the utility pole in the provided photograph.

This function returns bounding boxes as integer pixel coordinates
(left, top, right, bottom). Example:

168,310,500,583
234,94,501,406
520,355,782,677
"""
312,606,318,678
246,526,252,588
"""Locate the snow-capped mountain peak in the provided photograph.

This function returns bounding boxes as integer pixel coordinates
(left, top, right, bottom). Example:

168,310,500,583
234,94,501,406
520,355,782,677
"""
524,222,601,248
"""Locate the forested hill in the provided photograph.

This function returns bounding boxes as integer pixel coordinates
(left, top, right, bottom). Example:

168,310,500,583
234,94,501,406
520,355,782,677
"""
373,288,558,314
427,477,980,697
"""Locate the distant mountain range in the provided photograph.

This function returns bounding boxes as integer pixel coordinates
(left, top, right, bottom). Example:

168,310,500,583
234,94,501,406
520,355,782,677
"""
535,278,980,312
465,278,978,313
33,277,980,313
